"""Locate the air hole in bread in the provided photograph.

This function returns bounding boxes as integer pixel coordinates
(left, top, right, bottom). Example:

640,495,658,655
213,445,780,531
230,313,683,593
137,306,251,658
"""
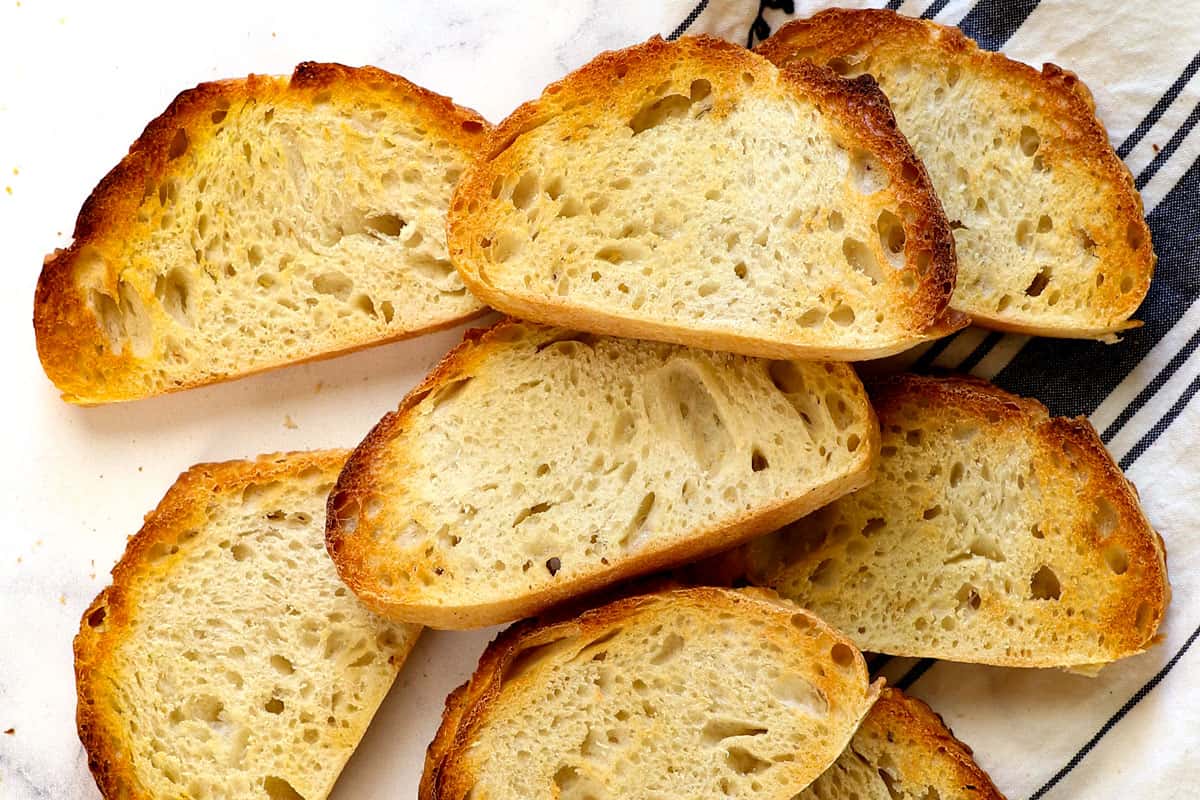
629,81,710,135
726,745,772,775
1093,498,1118,537
956,583,982,613
364,213,405,237
876,210,906,266
702,719,768,744
751,448,769,472
842,237,883,284
1019,126,1041,157
595,241,646,264
1104,544,1129,575
809,558,837,588
1038,214,1054,234
1024,267,1051,297
1135,601,1154,632
1126,220,1146,250
86,605,108,628
621,492,656,549
798,308,825,328
270,655,294,675
312,271,353,301
733,262,748,280
1030,565,1062,600
1120,274,1135,293
513,502,553,527
849,149,890,194
1016,220,1034,248
827,210,844,232
830,304,856,327
168,128,189,160
263,775,305,800
1076,228,1098,257
264,697,285,714
650,632,686,665
502,635,579,687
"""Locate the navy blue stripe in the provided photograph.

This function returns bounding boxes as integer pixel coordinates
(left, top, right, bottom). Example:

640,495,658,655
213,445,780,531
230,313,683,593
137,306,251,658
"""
992,155,1200,417
1028,621,1200,800
1135,97,1200,190
1100,328,1200,443
920,0,951,20
1117,51,1200,160
1119,367,1200,470
893,658,937,690
885,0,905,9
959,331,1005,374
956,0,1042,51
668,0,710,40
911,334,961,372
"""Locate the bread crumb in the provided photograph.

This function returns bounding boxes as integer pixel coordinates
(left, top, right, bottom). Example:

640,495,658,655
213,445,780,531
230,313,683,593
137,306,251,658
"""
284,415,299,429
4,186,11,195
59,594,66,605
11,167,17,176
3,728,14,735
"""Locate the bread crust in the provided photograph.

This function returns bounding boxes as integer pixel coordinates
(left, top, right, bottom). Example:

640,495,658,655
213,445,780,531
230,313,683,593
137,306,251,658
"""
74,450,420,800
757,10,1154,337
35,63,491,405
858,688,1006,799
449,35,966,361
420,587,881,800
716,373,1168,669
325,318,880,628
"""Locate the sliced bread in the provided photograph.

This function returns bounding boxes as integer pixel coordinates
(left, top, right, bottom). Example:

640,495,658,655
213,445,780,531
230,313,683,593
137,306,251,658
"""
804,688,1005,800
702,374,1168,671
448,35,967,361
74,451,421,800
326,319,878,628
36,63,490,404
757,10,1154,338
420,587,881,800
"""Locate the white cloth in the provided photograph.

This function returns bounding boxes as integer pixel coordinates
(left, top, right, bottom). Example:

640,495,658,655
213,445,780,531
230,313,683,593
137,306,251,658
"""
1,2,1196,798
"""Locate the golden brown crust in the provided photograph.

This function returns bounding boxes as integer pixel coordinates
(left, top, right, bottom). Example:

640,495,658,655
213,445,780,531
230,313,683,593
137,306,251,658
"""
757,10,1154,336
34,63,491,405
448,35,963,361
74,450,354,800
420,587,879,800
325,318,880,628
864,689,1006,799
865,374,1168,663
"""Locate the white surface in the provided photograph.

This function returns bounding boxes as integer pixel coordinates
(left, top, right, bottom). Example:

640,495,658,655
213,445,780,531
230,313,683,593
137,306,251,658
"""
0,2,702,797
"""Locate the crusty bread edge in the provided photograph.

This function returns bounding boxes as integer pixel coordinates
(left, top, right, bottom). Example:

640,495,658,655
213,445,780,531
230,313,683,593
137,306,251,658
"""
35,62,492,405
420,587,883,800
74,450,421,800
325,318,881,629
868,373,1169,665
757,9,1155,336
448,35,967,361
864,688,1007,799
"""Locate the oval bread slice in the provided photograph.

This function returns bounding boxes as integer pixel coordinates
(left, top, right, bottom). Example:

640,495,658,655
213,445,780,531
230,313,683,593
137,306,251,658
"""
708,374,1169,671
35,63,490,404
420,587,881,800
757,10,1154,338
326,319,879,629
802,688,1005,800
448,35,966,361
74,451,421,800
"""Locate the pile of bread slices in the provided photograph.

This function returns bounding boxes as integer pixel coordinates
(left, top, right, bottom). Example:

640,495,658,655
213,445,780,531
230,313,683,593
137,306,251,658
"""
47,9,1165,800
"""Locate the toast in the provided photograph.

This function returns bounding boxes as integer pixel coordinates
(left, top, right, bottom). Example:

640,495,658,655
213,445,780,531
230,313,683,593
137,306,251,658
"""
420,587,881,800
757,10,1154,338
35,63,490,404
448,35,966,361
74,451,421,799
703,374,1168,671
326,319,878,629
803,688,1005,800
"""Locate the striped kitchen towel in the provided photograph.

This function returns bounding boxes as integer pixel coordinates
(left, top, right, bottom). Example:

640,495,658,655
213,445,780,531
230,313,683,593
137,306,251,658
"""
659,1,1200,797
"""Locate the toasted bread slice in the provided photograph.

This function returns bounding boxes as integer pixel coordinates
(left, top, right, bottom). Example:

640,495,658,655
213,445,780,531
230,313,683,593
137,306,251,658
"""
803,688,1005,800
448,35,965,361
326,319,878,629
36,63,490,404
420,587,880,800
757,10,1153,338
703,374,1168,670
74,451,421,800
